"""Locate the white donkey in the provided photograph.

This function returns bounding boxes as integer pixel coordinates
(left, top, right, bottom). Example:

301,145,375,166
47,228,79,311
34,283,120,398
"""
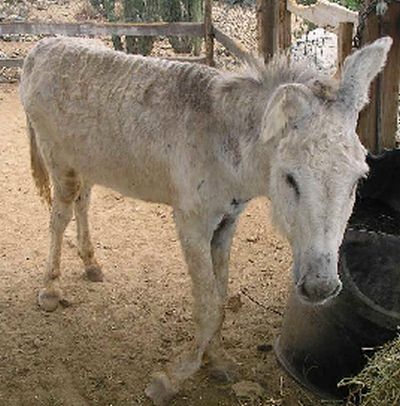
20,36,392,404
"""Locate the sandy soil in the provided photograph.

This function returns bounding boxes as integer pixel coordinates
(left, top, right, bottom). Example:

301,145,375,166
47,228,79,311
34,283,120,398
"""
0,82,326,406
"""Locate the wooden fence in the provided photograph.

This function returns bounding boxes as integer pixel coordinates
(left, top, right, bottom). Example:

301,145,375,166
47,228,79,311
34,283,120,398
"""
0,0,214,66
257,0,358,68
255,0,398,152
0,0,359,67
0,0,398,150
0,0,358,70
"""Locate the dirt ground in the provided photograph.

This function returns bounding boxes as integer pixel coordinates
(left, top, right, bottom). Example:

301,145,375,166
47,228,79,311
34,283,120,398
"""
0,81,329,406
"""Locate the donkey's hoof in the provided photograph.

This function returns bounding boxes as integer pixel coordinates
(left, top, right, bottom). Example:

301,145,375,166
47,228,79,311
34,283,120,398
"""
38,288,60,312
145,372,177,406
206,354,239,384
208,362,238,384
85,265,104,282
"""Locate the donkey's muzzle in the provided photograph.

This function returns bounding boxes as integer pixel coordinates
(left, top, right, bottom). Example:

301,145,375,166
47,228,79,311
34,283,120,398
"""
296,275,342,305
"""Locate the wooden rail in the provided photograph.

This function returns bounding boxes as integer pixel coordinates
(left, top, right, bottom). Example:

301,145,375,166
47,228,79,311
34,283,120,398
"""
213,27,251,63
286,0,357,30
0,58,23,68
0,27,249,69
0,21,204,37
0,20,209,69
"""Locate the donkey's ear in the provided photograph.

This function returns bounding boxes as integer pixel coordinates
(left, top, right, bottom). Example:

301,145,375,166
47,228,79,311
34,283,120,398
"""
337,36,392,112
261,83,314,142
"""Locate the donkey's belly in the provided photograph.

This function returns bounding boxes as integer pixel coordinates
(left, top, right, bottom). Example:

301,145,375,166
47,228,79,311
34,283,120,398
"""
72,149,175,205
35,120,176,205
28,85,179,205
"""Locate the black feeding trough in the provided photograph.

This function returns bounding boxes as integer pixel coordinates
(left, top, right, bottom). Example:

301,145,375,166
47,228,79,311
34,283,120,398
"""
275,149,400,400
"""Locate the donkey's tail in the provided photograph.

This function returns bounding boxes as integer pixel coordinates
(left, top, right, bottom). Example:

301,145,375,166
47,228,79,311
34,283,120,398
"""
27,118,52,207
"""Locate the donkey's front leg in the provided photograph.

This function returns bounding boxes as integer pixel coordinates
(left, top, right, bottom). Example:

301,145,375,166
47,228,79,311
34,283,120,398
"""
146,211,223,405
206,214,239,382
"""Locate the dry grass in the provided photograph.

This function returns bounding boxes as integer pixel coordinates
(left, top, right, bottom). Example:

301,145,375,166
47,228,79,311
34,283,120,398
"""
338,334,400,405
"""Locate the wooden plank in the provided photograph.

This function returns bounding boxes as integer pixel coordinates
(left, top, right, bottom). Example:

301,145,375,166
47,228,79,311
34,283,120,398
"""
0,21,204,37
279,0,291,50
357,2,400,152
165,55,207,64
0,58,23,68
257,0,279,64
204,0,214,66
286,0,357,30
356,4,379,152
337,22,353,72
379,3,400,150
213,27,250,63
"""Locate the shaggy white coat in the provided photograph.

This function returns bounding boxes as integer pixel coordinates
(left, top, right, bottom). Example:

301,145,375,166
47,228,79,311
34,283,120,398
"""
20,36,392,405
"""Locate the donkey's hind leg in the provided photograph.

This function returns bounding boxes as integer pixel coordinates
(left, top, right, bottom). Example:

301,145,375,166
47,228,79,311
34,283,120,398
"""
74,184,103,282
38,169,80,312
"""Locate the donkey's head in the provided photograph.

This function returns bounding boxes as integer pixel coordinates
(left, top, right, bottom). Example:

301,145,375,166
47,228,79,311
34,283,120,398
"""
262,37,392,304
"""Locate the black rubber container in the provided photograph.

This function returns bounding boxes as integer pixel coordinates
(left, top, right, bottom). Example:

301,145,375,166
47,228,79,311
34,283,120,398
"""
274,149,400,399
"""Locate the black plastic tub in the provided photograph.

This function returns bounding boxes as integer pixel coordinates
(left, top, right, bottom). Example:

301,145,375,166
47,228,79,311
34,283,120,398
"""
274,149,400,400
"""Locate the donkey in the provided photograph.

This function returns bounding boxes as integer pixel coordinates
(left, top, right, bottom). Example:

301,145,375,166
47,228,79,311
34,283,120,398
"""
20,36,392,404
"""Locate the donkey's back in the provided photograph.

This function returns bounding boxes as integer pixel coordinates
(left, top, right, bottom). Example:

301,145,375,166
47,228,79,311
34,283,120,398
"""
20,37,220,204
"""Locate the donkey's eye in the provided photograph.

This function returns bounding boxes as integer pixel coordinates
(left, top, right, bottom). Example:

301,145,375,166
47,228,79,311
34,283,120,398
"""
286,174,300,197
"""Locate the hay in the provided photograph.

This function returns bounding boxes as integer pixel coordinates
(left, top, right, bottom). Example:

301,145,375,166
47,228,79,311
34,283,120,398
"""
338,334,400,405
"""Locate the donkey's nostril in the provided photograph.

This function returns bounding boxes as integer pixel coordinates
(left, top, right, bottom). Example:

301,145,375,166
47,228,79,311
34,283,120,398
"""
297,280,308,298
296,278,342,304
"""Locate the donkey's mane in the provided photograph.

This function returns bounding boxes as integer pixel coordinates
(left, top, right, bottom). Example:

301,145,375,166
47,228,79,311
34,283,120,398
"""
243,52,321,88
210,52,337,156
215,51,339,102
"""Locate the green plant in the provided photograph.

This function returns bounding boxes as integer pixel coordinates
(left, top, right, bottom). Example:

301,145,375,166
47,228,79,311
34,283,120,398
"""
123,0,159,55
89,0,123,50
160,0,203,55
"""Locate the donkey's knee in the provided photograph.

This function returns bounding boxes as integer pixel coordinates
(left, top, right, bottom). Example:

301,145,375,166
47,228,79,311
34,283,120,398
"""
58,169,81,203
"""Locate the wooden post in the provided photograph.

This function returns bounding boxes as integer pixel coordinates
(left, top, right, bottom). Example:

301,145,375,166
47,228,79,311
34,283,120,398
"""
337,22,353,72
204,0,214,66
279,0,291,51
357,1,400,153
379,3,400,150
257,0,279,64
